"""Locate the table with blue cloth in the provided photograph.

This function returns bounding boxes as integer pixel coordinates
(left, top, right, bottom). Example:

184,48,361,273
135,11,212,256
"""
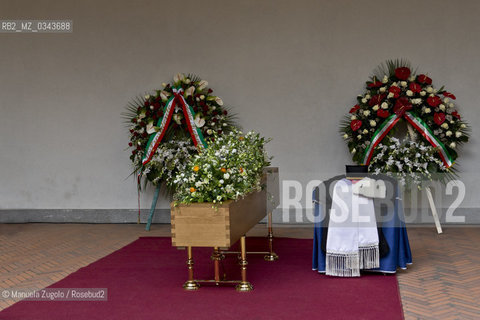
312,176,412,274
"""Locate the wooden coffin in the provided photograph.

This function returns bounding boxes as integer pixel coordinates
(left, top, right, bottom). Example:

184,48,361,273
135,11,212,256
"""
171,188,267,248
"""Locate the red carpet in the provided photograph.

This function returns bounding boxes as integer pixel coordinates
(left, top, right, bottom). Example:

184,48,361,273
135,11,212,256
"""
0,237,404,320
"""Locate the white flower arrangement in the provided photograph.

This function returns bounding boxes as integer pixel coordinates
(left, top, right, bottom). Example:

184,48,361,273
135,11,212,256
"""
137,138,198,187
173,130,271,204
369,137,448,186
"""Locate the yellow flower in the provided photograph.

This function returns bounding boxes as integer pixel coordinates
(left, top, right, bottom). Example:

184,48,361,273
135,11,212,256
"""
239,136,244,141
221,168,227,173
193,165,200,172
190,187,196,193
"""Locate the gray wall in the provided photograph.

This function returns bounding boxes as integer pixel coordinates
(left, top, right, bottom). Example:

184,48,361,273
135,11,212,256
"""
1,0,479,222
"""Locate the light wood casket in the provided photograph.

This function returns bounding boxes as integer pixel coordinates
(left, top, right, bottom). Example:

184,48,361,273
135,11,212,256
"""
171,188,267,248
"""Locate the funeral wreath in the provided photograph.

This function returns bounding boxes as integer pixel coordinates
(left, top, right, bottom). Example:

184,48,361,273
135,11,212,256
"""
341,60,470,183
123,73,237,190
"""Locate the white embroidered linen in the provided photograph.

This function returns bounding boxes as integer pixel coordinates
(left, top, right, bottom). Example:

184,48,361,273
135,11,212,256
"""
326,179,379,277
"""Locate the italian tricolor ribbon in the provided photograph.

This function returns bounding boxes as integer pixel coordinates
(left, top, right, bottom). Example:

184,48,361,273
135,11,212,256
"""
362,111,453,168
141,87,207,166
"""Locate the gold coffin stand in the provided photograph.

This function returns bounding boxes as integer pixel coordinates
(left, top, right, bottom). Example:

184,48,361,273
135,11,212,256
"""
171,187,278,292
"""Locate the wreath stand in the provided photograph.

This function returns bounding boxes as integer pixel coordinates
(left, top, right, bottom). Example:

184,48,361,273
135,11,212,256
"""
145,185,161,231
425,187,442,234
407,125,443,234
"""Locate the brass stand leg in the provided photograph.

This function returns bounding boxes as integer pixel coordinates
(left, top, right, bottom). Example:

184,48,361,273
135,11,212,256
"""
211,247,224,285
236,236,253,292
264,211,279,261
183,246,200,290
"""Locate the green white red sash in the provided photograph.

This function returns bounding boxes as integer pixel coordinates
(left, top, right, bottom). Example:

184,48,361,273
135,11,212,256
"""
362,111,453,168
141,87,207,166
403,112,453,168
362,114,401,166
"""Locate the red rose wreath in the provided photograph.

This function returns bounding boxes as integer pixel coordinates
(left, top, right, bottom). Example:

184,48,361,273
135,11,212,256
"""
341,60,469,184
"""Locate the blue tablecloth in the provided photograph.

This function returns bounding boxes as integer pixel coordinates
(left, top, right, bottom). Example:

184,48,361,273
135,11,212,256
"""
312,183,412,273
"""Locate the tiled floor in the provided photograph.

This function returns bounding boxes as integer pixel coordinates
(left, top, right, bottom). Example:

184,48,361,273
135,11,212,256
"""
396,227,480,319
1,223,479,319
